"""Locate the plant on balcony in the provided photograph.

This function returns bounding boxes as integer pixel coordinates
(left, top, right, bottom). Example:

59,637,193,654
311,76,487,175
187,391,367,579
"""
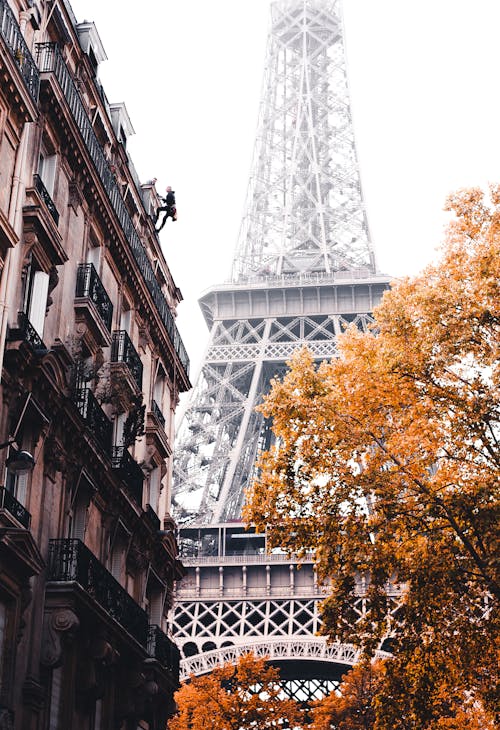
122,394,146,448
65,335,104,389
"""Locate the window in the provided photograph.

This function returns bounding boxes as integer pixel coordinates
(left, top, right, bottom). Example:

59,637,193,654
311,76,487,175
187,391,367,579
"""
120,305,131,334
114,412,126,447
110,536,126,582
153,370,164,405
148,467,161,515
86,241,100,271
22,258,49,338
67,477,93,543
145,572,165,626
38,152,57,197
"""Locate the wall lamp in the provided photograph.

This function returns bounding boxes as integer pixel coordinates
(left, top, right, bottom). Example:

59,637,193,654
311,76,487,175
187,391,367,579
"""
0,394,36,475
0,440,35,475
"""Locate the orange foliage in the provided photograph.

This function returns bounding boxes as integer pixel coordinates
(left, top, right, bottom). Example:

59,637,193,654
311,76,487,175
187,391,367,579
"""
245,186,500,727
169,652,304,729
309,661,385,730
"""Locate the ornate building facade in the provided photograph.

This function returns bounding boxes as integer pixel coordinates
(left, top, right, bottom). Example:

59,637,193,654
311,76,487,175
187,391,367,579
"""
0,1,190,727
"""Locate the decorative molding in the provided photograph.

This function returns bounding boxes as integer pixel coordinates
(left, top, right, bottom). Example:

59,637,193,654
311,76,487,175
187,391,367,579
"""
180,637,391,681
41,608,80,667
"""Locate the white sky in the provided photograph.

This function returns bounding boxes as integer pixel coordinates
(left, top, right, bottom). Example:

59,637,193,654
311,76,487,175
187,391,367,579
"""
70,0,500,378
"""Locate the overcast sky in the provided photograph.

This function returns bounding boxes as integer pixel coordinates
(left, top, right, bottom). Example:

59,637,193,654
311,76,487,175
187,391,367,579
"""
70,0,500,377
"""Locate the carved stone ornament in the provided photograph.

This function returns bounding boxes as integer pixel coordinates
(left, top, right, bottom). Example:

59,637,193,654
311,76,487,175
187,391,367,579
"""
68,180,84,213
43,435,67,481
41,608,80,667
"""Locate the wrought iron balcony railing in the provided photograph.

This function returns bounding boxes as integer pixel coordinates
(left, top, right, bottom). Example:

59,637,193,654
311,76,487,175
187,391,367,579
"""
35,42,189,380
73,387,112,454
75,263,113,332
111,330,143,390
147,625,180,676
0,486,31,529
151,399,166,428
7,312,46,351
111,446,144,506
0,0,39,102
48,539,148,646
33,173,59,225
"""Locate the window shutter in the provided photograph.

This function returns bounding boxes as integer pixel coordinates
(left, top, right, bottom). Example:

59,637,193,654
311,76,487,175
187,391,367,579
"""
87,244,100,270
149,589,164,626
149,468,160,514
111,544,124,581
40,154,57,196
28,270,49,338
153,375,163,403
15,472,28,505
120,308,131,334
114,412,126,446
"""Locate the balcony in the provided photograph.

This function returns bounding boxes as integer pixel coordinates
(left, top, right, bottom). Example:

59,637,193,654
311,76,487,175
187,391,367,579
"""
7,312,46,352
35,42,190,386
0,0,39,105
73,387,112,454
0,486,31,529
47,539,148,646
111,446,144,506
151,399,165,428
111,330,143,391
74,264,113,346
23,178,66,268
33,173,59,224
146,400,171,458
147,625,180,676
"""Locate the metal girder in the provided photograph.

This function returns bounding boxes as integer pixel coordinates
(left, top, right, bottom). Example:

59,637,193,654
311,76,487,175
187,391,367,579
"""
231,0,376,282
172,0,387,525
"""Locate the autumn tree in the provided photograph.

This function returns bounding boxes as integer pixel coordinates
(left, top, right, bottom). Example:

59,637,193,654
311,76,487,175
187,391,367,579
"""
309,661,385,730
169,652,304,729
244,186,500,727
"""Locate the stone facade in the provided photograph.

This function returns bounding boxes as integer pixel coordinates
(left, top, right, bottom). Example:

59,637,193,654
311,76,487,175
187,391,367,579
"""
0,1,190,727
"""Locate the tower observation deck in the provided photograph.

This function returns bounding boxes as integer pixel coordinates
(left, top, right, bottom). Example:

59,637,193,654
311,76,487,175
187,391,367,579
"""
171,0,393,701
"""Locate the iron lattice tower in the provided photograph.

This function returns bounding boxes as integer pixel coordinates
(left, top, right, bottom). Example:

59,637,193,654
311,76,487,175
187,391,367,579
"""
172,0,393,701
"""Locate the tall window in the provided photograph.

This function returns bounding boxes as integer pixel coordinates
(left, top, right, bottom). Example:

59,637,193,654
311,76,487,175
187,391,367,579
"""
23,259,49,338
148,467,161,515
153,370,164,406
120,305,131,334
38,152,57,197
114,412,126,447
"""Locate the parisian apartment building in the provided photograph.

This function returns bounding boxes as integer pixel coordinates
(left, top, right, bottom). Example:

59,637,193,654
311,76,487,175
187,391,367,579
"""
0,0,191,728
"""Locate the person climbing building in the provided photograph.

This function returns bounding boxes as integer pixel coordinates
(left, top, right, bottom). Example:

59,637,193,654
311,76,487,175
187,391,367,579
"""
155,186,177,232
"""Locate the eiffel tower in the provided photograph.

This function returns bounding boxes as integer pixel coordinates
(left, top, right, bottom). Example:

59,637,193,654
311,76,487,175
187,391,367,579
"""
171,0,394,702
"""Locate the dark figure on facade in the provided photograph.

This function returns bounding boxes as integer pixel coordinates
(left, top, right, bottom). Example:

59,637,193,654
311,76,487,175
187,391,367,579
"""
155,186,177,231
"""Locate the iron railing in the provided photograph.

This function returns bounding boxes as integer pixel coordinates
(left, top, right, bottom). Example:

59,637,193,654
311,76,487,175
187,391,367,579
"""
111,330,143,390
147,625,180,676
48,539,148,646
35,42,189,379
151,399,165,428
75,264,113,332
0,0,39,102
7,312,46,351
33,173,59,224
0,486,31,529
73,388,112,454
111,446,144,506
